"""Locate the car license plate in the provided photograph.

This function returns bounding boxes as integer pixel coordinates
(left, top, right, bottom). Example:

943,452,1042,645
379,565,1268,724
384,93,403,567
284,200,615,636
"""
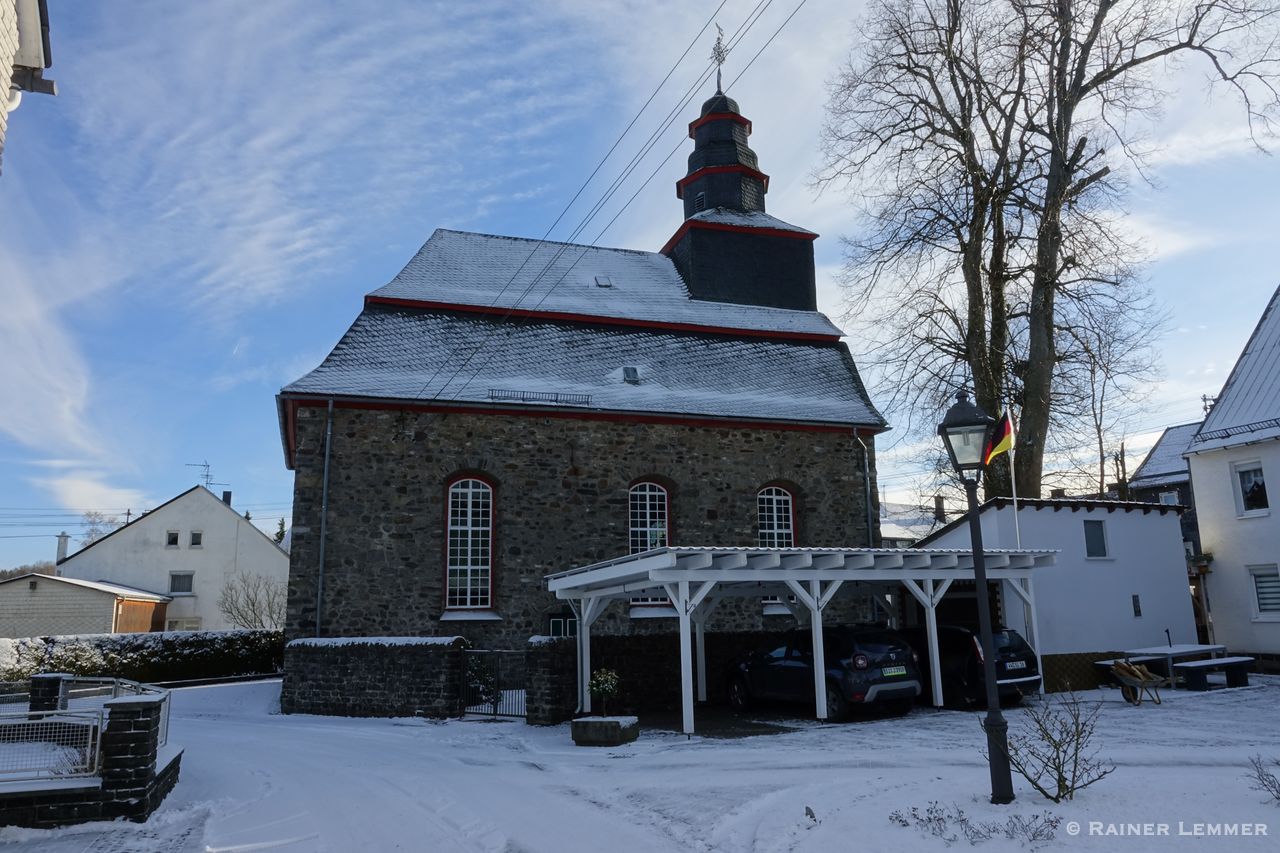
1006,660,1027,670
881,665,907,677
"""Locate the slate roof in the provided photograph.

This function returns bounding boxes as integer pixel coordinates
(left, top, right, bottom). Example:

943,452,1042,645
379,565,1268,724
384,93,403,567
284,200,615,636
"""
0,574,170,602
282,306,885,428
369,229,843,338
1129,422,1201,489
686,208,816,236
1190,284,1280,453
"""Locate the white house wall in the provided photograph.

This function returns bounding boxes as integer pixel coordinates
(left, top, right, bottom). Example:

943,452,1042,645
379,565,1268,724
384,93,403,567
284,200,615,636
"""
0,579,114,638
58,488,288,632
1188,441,1280,655
927,505,1196,655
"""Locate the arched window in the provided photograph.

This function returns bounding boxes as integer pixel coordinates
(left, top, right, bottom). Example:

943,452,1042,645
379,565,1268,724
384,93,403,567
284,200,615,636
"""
446,478,493,609
629,482,669,554
629,482,669,606
758,486,795,548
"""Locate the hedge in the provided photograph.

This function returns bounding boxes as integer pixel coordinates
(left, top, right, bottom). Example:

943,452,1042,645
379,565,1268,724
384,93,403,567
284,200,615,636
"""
0,630,284,683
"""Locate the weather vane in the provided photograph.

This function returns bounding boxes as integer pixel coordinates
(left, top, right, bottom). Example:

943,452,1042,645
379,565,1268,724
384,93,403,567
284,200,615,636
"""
710,24,728,93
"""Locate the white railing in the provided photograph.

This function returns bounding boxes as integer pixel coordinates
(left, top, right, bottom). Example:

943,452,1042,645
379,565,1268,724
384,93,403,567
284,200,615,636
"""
0,709,103,781
58,677,170,747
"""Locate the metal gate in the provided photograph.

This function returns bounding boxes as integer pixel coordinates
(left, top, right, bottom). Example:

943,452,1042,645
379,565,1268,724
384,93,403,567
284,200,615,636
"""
464,650,526,718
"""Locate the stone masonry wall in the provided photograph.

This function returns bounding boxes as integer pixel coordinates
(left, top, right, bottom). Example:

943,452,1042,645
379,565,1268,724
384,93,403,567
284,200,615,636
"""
286,406,879,649
280,638,467,717
525,638,577,725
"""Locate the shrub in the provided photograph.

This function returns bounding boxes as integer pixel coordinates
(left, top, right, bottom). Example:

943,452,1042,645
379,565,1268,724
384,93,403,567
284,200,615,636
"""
1002,691,1115,802
1247,755,1280,804
0,630,284,683
889,802,1061,847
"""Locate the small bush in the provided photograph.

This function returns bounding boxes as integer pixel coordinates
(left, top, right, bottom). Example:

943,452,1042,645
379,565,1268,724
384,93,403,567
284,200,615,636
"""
0,630,284,683
1247,755,1280,804
1002,691,1115,802
889,802,1061,847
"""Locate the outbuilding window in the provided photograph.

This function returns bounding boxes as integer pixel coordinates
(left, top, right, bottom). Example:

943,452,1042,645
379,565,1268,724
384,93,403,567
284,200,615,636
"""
1250,566,1280,617
1083,519,1108,558
446,478,493,609
629,482,669,606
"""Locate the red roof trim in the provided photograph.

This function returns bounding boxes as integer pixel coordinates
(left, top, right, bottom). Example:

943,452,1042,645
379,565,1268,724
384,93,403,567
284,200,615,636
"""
280,396,883,470
659,219,820,255
675,164,770,199
688,112,752,138
363,295,839,343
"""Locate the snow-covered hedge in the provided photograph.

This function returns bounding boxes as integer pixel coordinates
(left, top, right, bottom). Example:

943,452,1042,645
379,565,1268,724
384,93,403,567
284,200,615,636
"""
0,630,284,682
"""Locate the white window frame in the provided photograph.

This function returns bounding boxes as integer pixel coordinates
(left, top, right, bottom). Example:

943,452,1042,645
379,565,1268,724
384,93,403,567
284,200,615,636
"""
1083,519,1109,559
1248,564,1280,621
165,530,180,549
1158,490,1179,506
168,572,195,595
759,487,795,608
166,618,201,632
629,482,670,607
1232,461,1269,517
549,616,578,638
189,530,203,549
446,478,493,610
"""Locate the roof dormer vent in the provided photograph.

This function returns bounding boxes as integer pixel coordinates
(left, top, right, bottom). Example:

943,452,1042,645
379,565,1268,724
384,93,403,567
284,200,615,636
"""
594,275,614,288
622,366,641,385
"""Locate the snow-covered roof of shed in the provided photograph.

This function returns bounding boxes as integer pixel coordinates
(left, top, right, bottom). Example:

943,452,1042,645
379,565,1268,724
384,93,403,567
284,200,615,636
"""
282,306,884,428
1190,285,1280,453
686,208,816,236
0,573,171,602
1129,422,1200,488
369,229,842,338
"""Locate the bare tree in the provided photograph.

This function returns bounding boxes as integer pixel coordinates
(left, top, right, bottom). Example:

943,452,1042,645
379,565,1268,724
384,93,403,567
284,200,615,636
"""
217,573,286,631
79,511,124,546
820,0,1280,497
0,560,56,581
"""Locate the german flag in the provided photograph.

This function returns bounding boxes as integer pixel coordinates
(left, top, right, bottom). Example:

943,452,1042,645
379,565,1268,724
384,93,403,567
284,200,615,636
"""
983,412,1014,466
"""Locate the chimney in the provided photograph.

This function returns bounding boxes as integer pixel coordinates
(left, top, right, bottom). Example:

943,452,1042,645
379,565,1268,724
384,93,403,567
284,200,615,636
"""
222,490,232,506
1050,488,1066,499
933,495,946,523
56,531,69,563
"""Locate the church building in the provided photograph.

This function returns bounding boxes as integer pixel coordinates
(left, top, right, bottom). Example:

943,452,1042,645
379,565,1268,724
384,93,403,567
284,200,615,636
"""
277,89,887,649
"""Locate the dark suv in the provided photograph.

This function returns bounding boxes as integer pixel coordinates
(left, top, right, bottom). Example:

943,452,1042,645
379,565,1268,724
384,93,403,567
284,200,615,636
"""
902,624,1041,708
728,626,923,720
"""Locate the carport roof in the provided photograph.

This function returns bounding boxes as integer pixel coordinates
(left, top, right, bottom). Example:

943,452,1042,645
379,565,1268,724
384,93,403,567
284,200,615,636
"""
546,546,1057,600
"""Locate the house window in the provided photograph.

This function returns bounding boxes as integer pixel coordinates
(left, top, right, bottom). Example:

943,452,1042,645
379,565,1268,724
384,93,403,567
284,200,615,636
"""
169,572,194,594
446,478,493,609
1083,520,1108,558
189,530,203,548
166,530,179,548
1235,463,1268,514
1158,490,1179,506
166,618,201,632
758,487,795,548
1131,594,1142,618
1250,566,1280,617
549,616,578,638
630,482,669,606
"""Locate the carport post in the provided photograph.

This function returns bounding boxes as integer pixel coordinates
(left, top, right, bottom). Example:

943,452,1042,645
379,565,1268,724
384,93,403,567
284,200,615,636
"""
902,579,945,708
695,617,707,703
674,581,695,734
810,582,827,721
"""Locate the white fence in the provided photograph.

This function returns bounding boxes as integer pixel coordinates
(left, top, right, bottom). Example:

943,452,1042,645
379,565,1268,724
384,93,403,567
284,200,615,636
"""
0,709,103,781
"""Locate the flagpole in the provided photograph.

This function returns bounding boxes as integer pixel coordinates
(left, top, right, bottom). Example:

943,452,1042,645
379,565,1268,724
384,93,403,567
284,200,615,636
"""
1009,404,1021,549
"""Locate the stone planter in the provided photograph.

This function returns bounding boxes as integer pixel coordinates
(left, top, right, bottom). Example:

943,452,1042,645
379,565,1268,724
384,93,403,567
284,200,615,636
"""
571,716,640,747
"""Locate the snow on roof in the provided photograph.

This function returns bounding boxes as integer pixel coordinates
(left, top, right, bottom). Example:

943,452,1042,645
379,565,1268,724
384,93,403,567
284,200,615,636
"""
1190,285,1280,453
0,573,170,602
1129,422,1201,488
288,636,464,648
915,497,1180,547
369,229,843,338
282,306,885,427
686,207,817,236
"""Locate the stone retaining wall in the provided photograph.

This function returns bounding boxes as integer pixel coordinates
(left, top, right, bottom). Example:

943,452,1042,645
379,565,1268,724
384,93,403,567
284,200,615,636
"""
280,637,467,717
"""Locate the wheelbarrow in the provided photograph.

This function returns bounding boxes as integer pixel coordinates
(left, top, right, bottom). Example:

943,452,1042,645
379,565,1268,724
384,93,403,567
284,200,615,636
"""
1110,659,1169,706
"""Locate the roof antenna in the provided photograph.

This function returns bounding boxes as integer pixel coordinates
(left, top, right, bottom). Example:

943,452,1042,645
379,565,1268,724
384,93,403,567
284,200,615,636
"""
710,24,728,93
185,459,228,490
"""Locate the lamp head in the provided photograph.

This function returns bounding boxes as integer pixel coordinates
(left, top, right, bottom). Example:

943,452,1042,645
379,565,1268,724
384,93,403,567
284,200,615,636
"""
938,390,995,478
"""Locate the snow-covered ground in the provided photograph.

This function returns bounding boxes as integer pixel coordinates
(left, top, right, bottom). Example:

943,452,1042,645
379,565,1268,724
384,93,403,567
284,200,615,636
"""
2,677,1279,852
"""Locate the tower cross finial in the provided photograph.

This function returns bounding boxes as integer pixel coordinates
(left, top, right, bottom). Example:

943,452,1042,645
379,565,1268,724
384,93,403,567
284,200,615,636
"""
710,24,728,93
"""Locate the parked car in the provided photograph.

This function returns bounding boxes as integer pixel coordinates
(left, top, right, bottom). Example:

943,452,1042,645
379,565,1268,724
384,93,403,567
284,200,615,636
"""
728,625,923,720
901,624,1041,708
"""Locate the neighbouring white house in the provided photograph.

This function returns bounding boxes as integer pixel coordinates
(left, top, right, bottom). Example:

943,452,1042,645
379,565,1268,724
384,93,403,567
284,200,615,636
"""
57,486,289,632
916,497,1197,683
2,0,57,173
1185,284,1280,669
0,574,170,638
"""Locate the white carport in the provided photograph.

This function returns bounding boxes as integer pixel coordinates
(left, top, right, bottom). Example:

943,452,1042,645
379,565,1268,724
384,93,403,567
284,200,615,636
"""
546,546,1056,734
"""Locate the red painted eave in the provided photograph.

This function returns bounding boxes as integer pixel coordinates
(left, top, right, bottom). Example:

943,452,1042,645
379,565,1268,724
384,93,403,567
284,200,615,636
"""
675,164,770,199
659,219,819,256
688,112,752,138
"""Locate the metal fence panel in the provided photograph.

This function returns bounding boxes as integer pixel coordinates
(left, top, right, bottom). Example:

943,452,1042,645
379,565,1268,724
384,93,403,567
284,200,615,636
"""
0,710,102,781
464,651,526,718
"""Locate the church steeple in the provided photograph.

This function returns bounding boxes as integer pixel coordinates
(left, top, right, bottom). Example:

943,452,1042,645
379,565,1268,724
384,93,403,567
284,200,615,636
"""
677,93,768,219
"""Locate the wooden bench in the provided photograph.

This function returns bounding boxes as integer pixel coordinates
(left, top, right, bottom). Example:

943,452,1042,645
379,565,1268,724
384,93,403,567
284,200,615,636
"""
1094,655,1165,686
1172,656,1256,691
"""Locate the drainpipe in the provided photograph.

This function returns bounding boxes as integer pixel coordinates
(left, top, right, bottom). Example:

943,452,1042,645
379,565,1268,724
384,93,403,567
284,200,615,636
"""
315,399,335,637
855,434,874,546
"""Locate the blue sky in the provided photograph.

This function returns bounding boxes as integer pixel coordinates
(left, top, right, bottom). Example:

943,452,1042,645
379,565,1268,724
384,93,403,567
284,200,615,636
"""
1,0,1277,567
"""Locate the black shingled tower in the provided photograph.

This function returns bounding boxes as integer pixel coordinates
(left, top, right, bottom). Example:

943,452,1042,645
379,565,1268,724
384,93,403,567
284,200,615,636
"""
663,90,818,312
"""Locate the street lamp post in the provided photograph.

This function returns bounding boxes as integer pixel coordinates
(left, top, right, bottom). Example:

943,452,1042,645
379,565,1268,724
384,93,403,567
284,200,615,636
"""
938,389,1016,805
